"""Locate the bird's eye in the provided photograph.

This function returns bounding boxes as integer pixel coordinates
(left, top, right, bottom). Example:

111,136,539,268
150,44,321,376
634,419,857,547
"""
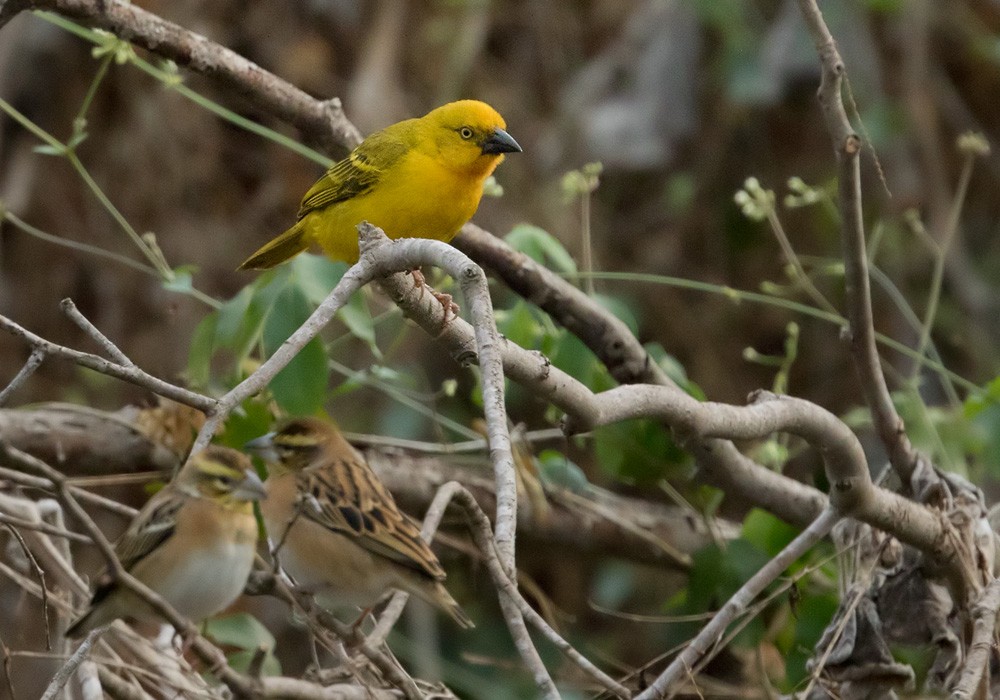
459,127,474,140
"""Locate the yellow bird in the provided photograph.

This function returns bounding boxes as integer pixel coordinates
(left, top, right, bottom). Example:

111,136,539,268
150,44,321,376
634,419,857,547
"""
247,417,473,628
239,100,521,269
67,447,265,637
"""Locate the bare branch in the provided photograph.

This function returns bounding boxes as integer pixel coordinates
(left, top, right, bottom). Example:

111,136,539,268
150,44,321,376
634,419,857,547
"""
0,0,362,153
794,0,919,484
454,224,829,527
950,578,1000,699
60,298,133,367
635,508,841,700
564,384,968,590
0,313,216,414
40,629,101,700
0,348,45,406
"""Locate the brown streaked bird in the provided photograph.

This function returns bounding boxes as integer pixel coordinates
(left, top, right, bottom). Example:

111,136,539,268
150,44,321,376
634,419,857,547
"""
66,447,265,638
247,417,473,628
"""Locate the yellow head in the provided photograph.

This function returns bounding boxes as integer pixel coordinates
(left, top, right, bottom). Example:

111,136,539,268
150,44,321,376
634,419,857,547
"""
178,446,266,508
416,100,522,178
245,416,354,474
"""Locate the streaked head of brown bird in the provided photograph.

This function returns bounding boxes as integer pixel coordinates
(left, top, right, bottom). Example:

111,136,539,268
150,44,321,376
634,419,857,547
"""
245,417,353,473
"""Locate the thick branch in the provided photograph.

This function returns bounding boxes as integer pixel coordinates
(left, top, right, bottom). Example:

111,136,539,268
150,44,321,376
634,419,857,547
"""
2,0,362,153
454,225,828,525
564,384,964,587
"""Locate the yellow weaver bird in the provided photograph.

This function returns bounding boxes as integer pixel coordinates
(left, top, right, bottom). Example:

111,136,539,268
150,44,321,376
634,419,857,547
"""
247,417,473,628
239,100,521,269
67,447,265,637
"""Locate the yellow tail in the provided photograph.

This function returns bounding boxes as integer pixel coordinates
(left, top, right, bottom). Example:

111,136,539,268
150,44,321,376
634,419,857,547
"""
238,220,310,270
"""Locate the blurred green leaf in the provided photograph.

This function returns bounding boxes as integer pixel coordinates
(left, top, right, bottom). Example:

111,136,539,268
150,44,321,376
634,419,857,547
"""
537,450,589,493
203,613,281,677
339,293,381,359
496,300,546,349
289,253,348,305
186,313,218,389
741,509,800,558
645,342,705,400
203,612,275,651
591,561,636,608
262,284,329,415
593,293,638,336
593,418,689,484
162,266,194,293
505,224,577,274
785,593,839,685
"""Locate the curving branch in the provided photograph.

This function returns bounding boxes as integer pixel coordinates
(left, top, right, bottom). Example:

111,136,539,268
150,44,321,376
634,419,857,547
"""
563,384,963,584
793,0,919,485
0,0,362,154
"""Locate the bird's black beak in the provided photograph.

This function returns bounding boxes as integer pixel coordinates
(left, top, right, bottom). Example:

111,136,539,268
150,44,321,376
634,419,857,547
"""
481,128,522,155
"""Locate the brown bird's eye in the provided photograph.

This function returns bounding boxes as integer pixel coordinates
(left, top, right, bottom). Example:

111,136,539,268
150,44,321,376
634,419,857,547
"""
459,127,474,140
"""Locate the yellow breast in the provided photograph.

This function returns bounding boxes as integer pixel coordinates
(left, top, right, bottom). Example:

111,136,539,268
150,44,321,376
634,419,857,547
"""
305,150,488,263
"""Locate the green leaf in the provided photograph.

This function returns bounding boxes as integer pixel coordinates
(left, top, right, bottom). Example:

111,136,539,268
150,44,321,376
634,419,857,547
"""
186,313,218,389
741,509,801,557
645,343,705,399
203,612,275,651
593,293,638,335
504,224,577,274
203,613,281,677
593,418,689,484
162,265,198,294
537,450,589,493
214,286,255,349
262,284,329,415
496,300,545,349
289,253,348,305
338,292,381,359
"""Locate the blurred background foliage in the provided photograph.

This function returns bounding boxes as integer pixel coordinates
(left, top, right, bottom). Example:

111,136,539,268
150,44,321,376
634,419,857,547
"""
2,0,1000,696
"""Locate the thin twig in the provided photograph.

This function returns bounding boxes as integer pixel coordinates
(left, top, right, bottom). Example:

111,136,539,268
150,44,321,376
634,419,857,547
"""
60,299,133,367
40,629,102,700
0,313,216,413
0,348,45,406
635,508,840,700
3,523,52,649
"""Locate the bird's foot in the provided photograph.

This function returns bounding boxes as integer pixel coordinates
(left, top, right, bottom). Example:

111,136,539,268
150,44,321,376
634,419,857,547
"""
408,268,459,328
433,291,460,328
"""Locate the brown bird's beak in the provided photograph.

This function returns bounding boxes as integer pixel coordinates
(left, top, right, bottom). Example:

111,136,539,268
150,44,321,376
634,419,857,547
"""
481,128,522,155
244,432,279,463
231,469,267,502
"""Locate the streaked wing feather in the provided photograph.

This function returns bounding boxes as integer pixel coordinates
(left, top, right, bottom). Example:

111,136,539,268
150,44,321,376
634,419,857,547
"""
297,458,445,580
297,133,408,218
114,490,184,571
